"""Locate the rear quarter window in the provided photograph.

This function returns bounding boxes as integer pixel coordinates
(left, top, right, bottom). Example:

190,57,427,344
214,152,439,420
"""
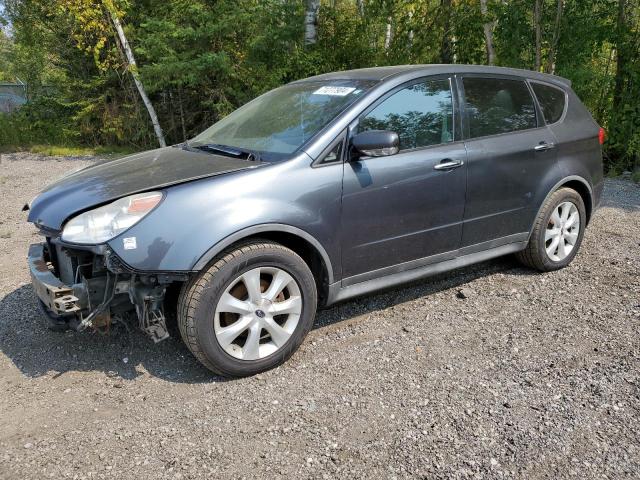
463,77,537,138
531,82,566,124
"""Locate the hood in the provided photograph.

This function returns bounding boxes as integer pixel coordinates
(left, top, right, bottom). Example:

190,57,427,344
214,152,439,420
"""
27,146,265,231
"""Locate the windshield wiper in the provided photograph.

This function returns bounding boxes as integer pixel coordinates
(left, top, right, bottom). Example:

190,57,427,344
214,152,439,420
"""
191,143,261,162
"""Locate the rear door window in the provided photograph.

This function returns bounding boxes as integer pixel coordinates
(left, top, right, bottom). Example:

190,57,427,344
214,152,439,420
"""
358,78,454,150
531,82,566,124
462,77,537,138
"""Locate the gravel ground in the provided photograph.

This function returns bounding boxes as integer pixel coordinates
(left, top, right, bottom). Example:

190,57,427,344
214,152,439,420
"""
0,152,639,480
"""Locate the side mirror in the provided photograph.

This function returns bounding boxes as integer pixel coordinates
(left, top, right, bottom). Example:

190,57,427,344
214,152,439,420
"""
351,130,400,158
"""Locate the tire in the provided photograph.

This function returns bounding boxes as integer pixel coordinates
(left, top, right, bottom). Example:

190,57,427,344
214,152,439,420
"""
516,187,586,272
177,241,317,377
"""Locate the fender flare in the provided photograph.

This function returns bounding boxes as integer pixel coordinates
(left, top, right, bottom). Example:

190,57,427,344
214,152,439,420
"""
528,175,593,240
191,223,335,284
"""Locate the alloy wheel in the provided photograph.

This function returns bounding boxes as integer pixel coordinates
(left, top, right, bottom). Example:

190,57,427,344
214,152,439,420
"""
214,267,302,360
545,201,580,262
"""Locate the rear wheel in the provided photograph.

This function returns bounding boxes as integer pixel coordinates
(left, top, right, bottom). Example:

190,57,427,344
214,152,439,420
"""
516,187,586,271
177,241,317,377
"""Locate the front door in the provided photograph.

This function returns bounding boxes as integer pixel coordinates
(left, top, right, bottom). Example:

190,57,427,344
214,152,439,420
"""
340,77,468,284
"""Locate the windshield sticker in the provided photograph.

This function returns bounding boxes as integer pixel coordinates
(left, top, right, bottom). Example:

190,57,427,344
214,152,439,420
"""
313,86,356,96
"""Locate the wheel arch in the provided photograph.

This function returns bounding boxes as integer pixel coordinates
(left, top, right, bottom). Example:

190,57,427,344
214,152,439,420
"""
560,178,593,224
192,224,334,306
531,175,593,239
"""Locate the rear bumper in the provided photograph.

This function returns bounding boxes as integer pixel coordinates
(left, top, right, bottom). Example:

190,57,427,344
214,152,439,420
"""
593,178,604,211
28,243,82,316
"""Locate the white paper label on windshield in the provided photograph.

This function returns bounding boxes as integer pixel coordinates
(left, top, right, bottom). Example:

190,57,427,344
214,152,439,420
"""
313,86,356,96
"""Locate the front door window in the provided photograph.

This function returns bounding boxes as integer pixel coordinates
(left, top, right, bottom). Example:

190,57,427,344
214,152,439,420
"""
358,79,454,150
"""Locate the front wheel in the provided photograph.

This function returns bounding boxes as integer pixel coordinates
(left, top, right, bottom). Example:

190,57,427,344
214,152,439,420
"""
177,241,317,377
516,187,586,272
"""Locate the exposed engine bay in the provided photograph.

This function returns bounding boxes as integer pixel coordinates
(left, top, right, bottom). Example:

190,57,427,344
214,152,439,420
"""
28,239,187,342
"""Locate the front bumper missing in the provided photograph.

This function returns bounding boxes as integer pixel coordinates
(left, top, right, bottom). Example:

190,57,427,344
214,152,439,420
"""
28,241,179,342
28,243,81,316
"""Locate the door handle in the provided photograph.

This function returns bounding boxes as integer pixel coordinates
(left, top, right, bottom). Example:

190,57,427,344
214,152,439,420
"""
534,142,555,152
434,159,464,171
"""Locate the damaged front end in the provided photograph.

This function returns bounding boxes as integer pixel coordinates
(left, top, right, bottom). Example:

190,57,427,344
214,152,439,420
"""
28,239,186,342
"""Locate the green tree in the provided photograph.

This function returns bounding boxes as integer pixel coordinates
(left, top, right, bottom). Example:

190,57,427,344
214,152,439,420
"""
0,0,637,171
0,29,13,82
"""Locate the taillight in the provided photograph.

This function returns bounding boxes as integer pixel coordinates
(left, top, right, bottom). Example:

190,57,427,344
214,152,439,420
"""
599,127,606,145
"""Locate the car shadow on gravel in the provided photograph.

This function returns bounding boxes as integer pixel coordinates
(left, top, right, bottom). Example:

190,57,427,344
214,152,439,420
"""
0,285,223,384
0,256,537,383
314,255,535,329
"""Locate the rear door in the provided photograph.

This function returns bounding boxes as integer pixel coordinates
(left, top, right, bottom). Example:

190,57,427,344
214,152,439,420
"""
459,75,558,248
340,76,467,283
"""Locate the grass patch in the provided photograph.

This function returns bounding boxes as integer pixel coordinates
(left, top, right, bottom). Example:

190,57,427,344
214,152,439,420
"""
0,144,137,158
632,171,640,184
28,145,100,157
29,144,137,157
605,166,621,178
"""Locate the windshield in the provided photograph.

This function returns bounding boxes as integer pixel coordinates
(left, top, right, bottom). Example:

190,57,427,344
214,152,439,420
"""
190,80,376,161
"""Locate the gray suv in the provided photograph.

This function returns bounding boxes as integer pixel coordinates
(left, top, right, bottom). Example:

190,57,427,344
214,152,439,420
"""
26,65,604,377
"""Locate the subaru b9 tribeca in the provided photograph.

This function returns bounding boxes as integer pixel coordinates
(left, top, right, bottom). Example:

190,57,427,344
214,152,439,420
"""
26,65,604,377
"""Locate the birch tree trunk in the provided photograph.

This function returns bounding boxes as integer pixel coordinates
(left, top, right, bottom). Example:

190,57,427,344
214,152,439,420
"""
440,0,453,63
408,10,414,49
177,86,187,142
613,0,628,111
595,47,615,122
534,0,542,71
356,0,365,17
107,5,166,147
545,0,564,73
384,16,393,51
304,0,320,46
480,0,496,65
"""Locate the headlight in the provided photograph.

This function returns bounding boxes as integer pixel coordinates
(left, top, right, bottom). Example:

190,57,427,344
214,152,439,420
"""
61,192,163,244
